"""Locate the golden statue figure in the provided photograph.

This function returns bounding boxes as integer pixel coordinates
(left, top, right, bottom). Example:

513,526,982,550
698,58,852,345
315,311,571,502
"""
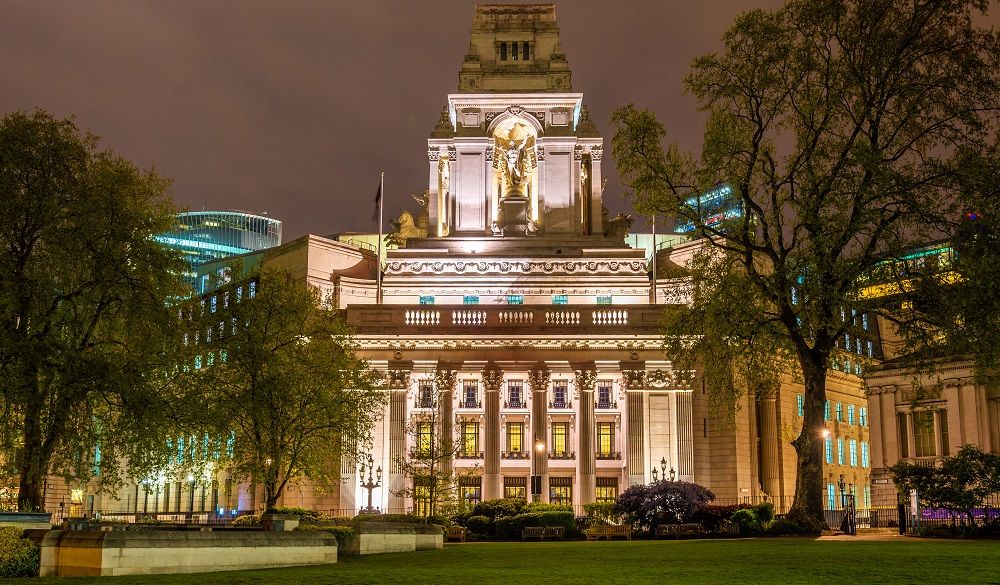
492,122,537,198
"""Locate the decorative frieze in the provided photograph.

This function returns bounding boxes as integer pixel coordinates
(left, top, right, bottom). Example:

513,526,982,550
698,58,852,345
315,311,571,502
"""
621,369,645,390
384,258,647,276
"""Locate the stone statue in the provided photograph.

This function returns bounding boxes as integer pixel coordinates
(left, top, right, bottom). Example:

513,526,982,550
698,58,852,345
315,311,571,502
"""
492,122,536,198
385,193,430,247
603,206,633,241
412,191,430,231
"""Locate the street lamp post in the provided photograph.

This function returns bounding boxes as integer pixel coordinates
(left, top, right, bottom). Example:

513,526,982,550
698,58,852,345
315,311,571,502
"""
651,457,676,483
837,473,856,535
359,454,382,515
531,440,545,503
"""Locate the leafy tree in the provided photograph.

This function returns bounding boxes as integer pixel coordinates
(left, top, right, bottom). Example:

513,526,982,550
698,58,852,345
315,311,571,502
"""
189,265,385,509
613,481,715,531
393,374,474,519
890,444,1000,525
612,0,1000,530
0,110,187,511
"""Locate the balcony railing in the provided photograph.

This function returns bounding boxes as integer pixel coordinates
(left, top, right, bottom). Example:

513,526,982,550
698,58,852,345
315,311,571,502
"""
596,451,621,460
349,304,665,332
549,399,572,409
502,451,529,459
596,401,618,410
549,451,575,460
413,399,435,409
459,399,482,409
504,399,527,409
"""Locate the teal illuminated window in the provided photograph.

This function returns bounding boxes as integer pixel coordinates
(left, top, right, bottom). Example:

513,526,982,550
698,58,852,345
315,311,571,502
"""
796,394,804,417
837,438,844,465
861,441,869,468
849,439,858,467
552,295,568,305
860,407,868,426
507,294,524,305
836,402,843,422
827,483,836,509
824,401,830,421
596,295,613,305
848,405,855,425
419,295,435,305
825,439,832,463
463,295,479,305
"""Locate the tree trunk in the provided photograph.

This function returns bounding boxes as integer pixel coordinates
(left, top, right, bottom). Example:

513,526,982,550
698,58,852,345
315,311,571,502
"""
786,353,828,533
16,395,48,512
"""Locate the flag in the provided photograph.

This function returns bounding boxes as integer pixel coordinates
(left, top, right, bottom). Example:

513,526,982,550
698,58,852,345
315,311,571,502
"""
372,180,382,223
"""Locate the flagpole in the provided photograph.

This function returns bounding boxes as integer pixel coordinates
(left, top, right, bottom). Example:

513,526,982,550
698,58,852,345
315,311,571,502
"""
651,216,657,305
377,171,384,305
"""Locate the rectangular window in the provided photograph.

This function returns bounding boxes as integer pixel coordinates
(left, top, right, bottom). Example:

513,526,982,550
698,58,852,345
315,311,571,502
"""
862,313,869,330
463,295,479,305
210,296,217,313
824,401,830,421
550,477,572,506
796,394,804,417
506,422,524,453
837,438,844,465
504,476,527,500
461,421,480,456
236,286,243,302
463,380,479,408
860,407,868,427
413,480,431,517
417,421,432,456
597,422,614,457
511,41,518,61
836,402,843,422
849,439,858,467
861,441,870,468
248,280,256,298
939,409,950,456
522,41,530,61
597,381,613,408
459,478,482,510
596,295,613,305
506,294,524,305
914,410,936,457
867,340,874,358
419,295,435,305
898,412,910,458
827,483,836,510
499,42,507,61
864,485,871,507
848,405,855,425
595,478,618,504
552,381,569,408
418,380,434,408
552,294,568,305
825,438,833,464
551,422,569,457
507,380,524,408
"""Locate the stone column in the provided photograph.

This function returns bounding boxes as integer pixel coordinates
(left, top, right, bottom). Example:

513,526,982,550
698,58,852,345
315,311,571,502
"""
482,362,504,501
574,365,598,505
588,147,603,235
434,366,458,475
757,397,780,499
529,364,550,503
387,366,411,512
623,368,646,487
676,391,694,480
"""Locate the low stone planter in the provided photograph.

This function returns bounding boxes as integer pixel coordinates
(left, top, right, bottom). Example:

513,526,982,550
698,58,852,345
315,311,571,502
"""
344,522,443,555
37,529,337,577
0,511,53,530
262,513,301,532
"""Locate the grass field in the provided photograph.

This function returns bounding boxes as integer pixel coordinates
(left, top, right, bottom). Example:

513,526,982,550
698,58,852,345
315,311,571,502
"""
25,537,1000,584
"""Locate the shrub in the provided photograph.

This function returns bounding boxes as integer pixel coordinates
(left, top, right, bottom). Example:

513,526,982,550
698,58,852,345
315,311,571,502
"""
523,502,572,513
266,506,319,519
466,515,492,535
729,509,761,534
231,513,262,526
583,502,619,526
494,510,576,540
0,527,40,578
764,517,806,535
752,502,775,525
690,504,751,531
294,524,355,546
472,498,527,520
350,513,450,526
614,481,715,530
450,511,473,527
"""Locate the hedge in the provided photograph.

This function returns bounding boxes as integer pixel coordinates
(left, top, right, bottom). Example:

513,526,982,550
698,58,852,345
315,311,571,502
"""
0,527,39,578
494,511,576,540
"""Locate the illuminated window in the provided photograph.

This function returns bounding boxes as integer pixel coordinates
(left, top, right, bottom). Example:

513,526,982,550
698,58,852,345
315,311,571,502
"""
914,411,936,457
825,438,832,463
416,422,432,456
836,402,843,422
597,295,613,305
459,477,481,510
824,401,830,421
419,295,435,305
827,483,836,509
552,381,568,408
248,281,256,298
552,294,568,305
597,422,614,457
597,381,613,408
551,422,569,456
506,294,524,305
550,477,572,506
837,438,844,465
848,405,855,425
462,380,479,408
849,439,858,467
507,380,524,408
860,407,868,427
504,476,527,500
210,296,217,313
861,441,870,468
796,394,804,417
595,478,618,504
418,380,434,408
506,422,523,453
461,421,480,456
463,295,479,305
413,480,431,517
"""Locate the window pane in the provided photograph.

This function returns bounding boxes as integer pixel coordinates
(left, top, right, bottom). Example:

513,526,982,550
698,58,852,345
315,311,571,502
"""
914,411,936,457
898,412,909,458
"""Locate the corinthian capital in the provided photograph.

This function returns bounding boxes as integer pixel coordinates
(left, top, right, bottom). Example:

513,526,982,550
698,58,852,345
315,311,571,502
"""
481,361,505,392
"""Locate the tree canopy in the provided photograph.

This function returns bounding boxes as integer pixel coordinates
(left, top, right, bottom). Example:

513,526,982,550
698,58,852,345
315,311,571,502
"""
187,265,385,510
612,0,1000,529
0,110,187,510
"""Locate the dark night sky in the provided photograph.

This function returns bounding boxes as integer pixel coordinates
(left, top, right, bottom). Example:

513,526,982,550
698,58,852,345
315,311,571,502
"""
2,0,791,240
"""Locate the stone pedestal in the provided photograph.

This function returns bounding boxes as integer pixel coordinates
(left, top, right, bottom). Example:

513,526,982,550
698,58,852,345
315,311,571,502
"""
498,196,529,235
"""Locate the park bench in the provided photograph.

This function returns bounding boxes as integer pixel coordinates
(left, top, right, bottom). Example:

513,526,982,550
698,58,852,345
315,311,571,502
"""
585,524,632,541
655,523,703,539
445,526,467,542
522,526,565,541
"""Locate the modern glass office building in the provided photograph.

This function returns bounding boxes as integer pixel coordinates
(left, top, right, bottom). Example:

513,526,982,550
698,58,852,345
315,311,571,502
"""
155,211,282,294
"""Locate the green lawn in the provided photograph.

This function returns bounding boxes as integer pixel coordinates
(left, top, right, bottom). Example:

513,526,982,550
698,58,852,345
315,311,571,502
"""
23,538,1000,585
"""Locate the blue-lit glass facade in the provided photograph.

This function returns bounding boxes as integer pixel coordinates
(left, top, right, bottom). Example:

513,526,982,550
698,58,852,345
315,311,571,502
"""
155,211,282,295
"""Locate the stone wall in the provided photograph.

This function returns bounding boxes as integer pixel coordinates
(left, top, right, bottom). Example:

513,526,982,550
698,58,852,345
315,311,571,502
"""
343,522,443,556
37,530,337,577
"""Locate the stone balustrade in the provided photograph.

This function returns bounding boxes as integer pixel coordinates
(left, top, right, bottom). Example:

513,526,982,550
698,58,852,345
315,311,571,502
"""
351,304,662,333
